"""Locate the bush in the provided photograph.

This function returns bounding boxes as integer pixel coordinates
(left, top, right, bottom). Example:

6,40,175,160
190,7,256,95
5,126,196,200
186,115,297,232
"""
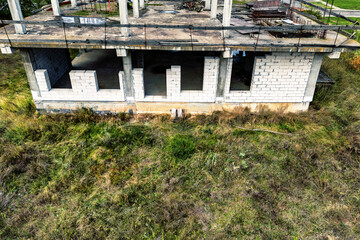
349,55,360,71
303,9,323,20
167,134,196,160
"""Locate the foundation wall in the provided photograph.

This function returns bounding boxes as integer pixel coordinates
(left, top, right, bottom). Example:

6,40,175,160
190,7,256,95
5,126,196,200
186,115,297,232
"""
34,101,310,114
224,52,314,103
22,50,322,114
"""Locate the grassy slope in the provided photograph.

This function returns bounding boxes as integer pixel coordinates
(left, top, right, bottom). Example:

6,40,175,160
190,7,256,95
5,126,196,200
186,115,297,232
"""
0,51,359,239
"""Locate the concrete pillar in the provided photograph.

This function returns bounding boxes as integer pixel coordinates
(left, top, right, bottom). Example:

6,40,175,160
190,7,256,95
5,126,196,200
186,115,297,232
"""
71,0,77,7
303,53,324,102
210,0,218,19
122,51,134,99
222,0,232,38
216,56,232,100
133,0,140,18
50,0,61,16
7,0,26,34
19,49,40,97
205,0,211,10
119,0,129,37
140,0,145,9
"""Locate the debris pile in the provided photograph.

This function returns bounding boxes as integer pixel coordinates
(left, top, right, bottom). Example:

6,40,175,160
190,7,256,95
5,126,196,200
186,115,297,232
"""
176,0,205,12
251,0,289,18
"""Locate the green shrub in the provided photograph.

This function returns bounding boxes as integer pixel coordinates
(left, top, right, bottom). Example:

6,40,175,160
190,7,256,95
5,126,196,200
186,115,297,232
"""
167,134,196,160
303,9,322,20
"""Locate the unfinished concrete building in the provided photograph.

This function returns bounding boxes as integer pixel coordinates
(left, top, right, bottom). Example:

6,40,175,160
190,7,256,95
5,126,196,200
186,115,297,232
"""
0,0,359,114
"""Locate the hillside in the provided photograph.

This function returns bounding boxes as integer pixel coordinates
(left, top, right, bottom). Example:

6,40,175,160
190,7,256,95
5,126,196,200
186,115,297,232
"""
0,51,359,239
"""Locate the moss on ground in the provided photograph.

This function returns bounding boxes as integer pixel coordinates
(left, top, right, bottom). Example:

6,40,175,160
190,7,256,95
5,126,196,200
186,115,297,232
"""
0,51,359,239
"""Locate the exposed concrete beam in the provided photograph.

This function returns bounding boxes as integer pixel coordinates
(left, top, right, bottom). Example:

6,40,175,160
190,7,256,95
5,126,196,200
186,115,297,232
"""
210,0,218,19
303,53,324,102
222,48,232,58
140,0,145,9
222,0,232,37
50,0,61,16
71,0,77,7
6,0,26,34
118,0,129,37
133,0,140,18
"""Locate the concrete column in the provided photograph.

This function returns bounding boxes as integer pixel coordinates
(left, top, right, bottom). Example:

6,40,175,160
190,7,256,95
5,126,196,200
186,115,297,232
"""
303,53,324,102
123,51,134,99
140,0,145,9
210,0,218,19
222,0,232,38
216,56,232,99
50,0,61,16
7,0,26,34
119,0,129,37
205,0,211,10
133,0,140,18
71,0,77,7
19,49,40,98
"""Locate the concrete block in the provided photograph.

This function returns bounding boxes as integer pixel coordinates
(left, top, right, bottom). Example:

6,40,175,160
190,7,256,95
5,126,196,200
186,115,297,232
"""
177,109,183,118
116,48,127,57
328,52,341,59
1,47,14,54
35,69,51,92
171,108,177,119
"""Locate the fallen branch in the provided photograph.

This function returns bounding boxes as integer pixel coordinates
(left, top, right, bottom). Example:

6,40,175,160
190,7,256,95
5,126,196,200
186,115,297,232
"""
237,127,293,136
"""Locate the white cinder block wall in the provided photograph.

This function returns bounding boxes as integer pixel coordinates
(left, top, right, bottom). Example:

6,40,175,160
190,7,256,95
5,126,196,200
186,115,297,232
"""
134,56,219,102
33,69,125,102
166,65,181,100
70,70,99,93
133,68,145,100
30,52,318,112
166,57,219,102
224,52,314,103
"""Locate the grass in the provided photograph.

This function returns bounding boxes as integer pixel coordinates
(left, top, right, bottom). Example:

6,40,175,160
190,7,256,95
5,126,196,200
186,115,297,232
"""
332,0,360,10
327,17,360,42
310,1,330,9
0,50,360,239
312,0,360,10
233,0,253,5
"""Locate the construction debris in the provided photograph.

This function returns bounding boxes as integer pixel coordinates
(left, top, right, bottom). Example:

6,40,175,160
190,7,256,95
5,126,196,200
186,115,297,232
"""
177,0,205,12
251,0,289,18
